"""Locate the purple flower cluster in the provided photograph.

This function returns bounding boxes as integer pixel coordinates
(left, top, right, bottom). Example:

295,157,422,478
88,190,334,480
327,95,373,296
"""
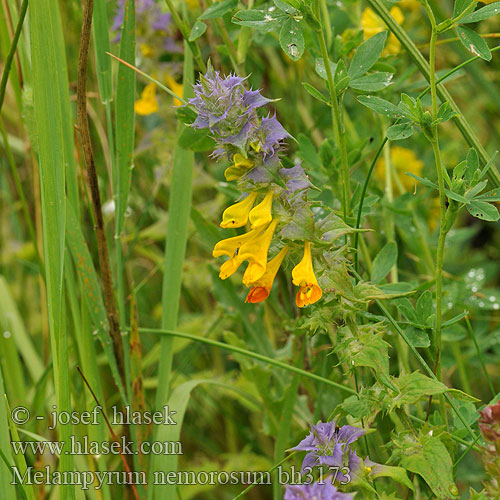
284,480,354,500
189,67,290,164
291,421,364,483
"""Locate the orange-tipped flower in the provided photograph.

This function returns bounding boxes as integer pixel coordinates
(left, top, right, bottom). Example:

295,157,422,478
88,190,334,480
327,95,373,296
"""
213,230,260,280
249,191,273,230
240,220,279,285
220,192,258,229
292,242,322,307
245,246,288,303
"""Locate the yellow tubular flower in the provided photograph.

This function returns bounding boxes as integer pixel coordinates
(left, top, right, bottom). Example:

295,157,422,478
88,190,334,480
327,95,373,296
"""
245,246,289,303
361,7,404,56
249,191,274,230
135,83,159,115
224,154,254,181
220,192,258,229
292,242,322,308
213,230,259,280
165,73,183,106
240,219,279,286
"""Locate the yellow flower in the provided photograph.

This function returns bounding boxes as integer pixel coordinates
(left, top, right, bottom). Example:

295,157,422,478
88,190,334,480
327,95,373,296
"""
134,82,159,115
249,191,273,230
245,246,288,303
224,153,254,181
220,192,258,229
240,219,279,285
361,7,404,56
292,242,322,308
139,43,154,58
165,74,183,106
398,0,421,11
213,230,260,280
375,146,424,192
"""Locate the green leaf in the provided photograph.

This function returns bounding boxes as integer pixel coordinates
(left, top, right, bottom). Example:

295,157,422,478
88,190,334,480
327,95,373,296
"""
454,0,477,17
436,101,456,123
178,125,215,151
466,200,500,221
448,389,480,402
274,0,299,14
349,72,393,92
370,464,415,492
357,95,405,118
406,327,431,348
199,0,238,19
456,25,492,61
416,290,433,325
476,187,500,201
404,172,439,190
400,433,458,499
371,242,398,283
348,31,388,79
279,18,304,60
387,121,414,140
390,372,448,410
231,9,286,32
315,57,336,80
460,1,500,23
466,147,480,182
302,82,330,105
189,20,207,41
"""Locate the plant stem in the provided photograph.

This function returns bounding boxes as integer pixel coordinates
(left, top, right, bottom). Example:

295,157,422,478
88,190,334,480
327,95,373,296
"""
424,0,449,424
314,0,350,221
0,0,27,113
164,0,206,72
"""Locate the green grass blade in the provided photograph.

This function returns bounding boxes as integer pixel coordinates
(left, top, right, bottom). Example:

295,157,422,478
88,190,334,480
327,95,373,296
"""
115,0,136,234
66,204,128,403
149,42,195,500
0,364,16,500
29,0,74,496
92,0,112,104
0,276,43,384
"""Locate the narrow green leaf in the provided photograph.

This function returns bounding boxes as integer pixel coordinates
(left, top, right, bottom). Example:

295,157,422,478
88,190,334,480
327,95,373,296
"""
348,31,388,79
456,25,492,61
371,241,398,283
357,95,405,118
302,82,330,104
387,121,414,140
476,187,500,201
349,72,393,92
199,0,238,20
231,9,286,32
115,0,136,234
92,0,112,103
315,57,336,80
454,0,477,17
0,365,16,499
29,0,73,496
405,172,439,190
460,1,500,23
279,18,304,61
